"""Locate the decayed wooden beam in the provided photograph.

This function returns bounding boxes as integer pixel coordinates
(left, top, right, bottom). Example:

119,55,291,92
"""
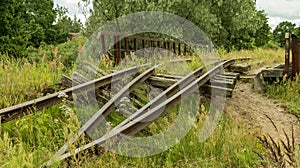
153,74,183,80
148,76,178,88
210,79,235,89
222,72,240,80
228,64,252,73
201,85,233,98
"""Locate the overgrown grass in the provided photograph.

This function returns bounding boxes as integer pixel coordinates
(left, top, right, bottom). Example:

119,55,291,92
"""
265,77,300,117
0,106,263,167
0,103,83,167
221,48,284,69
0,55,65,108
78,116,263,168
1,48,287,167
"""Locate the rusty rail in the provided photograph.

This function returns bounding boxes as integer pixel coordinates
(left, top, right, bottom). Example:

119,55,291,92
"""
0,59,191,123
0,65,148,123
44,58,243,166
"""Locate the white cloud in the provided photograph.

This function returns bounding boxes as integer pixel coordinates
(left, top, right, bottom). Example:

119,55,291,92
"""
257,0,300,29
54,0,91,23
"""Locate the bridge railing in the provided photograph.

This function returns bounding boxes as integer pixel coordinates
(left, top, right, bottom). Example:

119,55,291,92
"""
96,32,196,65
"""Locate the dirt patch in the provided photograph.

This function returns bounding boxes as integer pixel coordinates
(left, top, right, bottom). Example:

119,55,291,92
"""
225,82,300,144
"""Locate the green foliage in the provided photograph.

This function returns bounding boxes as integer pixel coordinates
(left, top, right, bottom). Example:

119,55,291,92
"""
83,0,270,51
26,37,86,68
209,0,270,50
262,40,280,50
78,118,262,167
0,0,83,57
265,77,300,117
273,21,296,47
0,54,65,108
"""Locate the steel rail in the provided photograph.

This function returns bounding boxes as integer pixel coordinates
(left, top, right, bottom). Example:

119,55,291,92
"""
45,59,236,166
0,59,192,123
0,65,149,123
49,58,196,161
51,65,160,160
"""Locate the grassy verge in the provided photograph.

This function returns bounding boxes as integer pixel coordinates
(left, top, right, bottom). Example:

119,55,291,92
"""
221,48,284,69
264,77,300,117
0,107,263,167
75,116,263,168
0,55,65,109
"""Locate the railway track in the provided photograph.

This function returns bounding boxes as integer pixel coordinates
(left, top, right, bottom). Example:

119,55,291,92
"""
42,58,244,166
0,65,149,123
0,59,191,123
0,57,249,166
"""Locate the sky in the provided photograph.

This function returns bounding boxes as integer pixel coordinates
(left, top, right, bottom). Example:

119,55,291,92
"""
54,0,300,30
53,0,90,22
256,0,300,29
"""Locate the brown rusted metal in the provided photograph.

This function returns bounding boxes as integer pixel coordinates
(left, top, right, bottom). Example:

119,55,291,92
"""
292,35,300,77
142,39,145,56
100,34,106,55
167,41,170,50
97,32,197,63
114,35,121,65
157,41,161,53
124,37,128,55
150,40,154,55
133,38,137,51
173,42,176,54
284,33,290,75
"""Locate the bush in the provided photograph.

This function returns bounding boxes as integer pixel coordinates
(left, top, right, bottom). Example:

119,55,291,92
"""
25,37,86,68
262,40,281,50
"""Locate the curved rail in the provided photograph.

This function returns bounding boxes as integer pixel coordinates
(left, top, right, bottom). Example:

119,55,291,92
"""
0,59,192,124
0,65,149,123
45,59,237,166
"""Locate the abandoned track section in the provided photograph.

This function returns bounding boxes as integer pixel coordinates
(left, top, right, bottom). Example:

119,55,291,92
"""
0,65,149,123
45,59,238,165
0,59,191,123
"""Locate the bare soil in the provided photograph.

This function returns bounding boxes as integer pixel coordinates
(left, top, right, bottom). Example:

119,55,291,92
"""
225,82,300,144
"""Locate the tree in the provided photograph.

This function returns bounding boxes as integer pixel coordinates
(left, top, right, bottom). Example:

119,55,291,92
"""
82,0,270,50
273,21,296,47
254,10,271,47
0,0,83,57
209,0,270,50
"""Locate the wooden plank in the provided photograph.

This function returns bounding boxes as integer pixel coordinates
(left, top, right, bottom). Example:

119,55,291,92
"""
210,79,235,89
202,85,233,98
223,72,240,78
214,74,237,80
148,76,178,88
211,76,236,85
154,74,183,80
228,64,252,73
261,69,284,78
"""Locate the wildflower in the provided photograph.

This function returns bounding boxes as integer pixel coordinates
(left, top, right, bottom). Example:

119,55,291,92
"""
58,92,68,98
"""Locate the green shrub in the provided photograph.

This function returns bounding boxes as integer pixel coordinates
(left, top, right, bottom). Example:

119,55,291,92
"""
265,76,300,117
25,37,86,68
262,40,281,50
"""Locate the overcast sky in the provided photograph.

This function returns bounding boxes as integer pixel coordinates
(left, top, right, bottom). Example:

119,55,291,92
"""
54,0,300,29
257,0,300,29
53,0,89,22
